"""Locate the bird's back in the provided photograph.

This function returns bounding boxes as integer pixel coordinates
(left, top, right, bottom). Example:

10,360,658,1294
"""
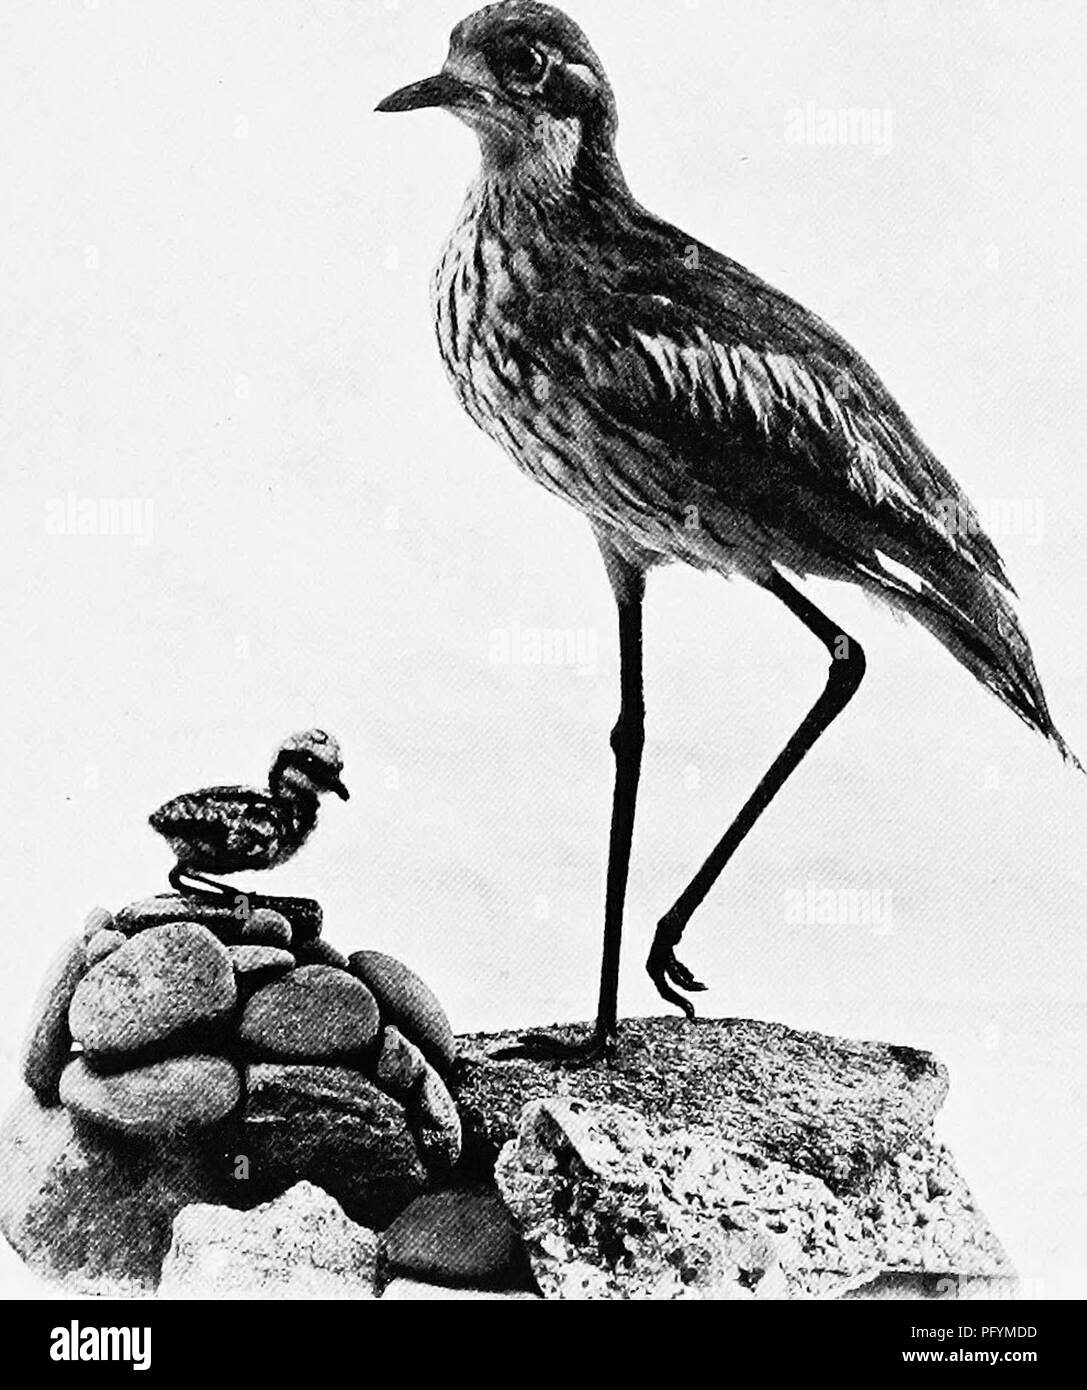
149,786,286,870
433,168,1076,761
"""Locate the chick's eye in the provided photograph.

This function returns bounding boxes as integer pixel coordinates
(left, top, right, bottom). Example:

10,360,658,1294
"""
505,44,547,83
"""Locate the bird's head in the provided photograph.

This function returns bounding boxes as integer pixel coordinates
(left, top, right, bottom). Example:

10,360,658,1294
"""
377,2,618,183
270,730,350,802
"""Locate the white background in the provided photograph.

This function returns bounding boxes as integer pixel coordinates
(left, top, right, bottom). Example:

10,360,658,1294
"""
0,0,1083,1297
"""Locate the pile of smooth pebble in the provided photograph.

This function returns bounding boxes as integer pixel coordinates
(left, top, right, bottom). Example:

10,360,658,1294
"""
20,894,461,1201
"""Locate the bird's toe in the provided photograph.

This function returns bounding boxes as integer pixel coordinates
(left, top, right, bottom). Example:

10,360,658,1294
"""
489,1028,617,1067
664,954,707,993
647,958,698,1020
646,943,705,1019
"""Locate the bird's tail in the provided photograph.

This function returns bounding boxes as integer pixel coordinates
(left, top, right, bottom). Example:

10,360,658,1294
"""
893,566,1081,771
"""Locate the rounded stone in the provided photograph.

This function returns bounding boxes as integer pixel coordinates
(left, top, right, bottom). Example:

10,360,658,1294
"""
68,923,236,1061
347,951,456,1074
382,1190,530,1291
82,906,116,944
20,935,86,1102
0,1091,230,1295
242,1064,428,1228
59,1055,241,1136
115,894,321,944
85,929,126,967
295,938,350,971
240,965,380,1062
230,945,295,987
408,1064,462,1173
374,1026,428,1101
239,908,293,949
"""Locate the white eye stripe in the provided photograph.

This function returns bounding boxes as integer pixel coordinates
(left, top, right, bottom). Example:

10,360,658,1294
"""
565,62,600,90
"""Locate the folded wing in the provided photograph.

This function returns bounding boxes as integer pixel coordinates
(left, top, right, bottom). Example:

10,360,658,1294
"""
519,252,1073,759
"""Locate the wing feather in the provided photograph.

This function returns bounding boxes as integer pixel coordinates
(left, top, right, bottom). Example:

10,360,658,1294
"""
518,260,1073,756
527,283,1004,590
150,788,282,864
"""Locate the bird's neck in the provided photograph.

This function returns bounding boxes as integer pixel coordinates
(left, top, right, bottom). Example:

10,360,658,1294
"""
269,768,320,840
475,133,631,228
277,787,319,841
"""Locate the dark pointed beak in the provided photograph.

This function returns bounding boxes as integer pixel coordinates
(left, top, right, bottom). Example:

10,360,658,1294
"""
376,73,478,114
329,777,350,801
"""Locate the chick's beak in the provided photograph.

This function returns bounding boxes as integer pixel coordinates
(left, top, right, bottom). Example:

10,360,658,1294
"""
329,777,350,801
376,72,479,114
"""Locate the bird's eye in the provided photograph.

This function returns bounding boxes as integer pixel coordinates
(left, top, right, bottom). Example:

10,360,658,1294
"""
505,43,548,84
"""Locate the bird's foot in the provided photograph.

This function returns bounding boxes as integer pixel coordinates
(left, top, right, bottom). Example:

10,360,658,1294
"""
647,923,708,1020
168,867,237,901
490,1027,617,1068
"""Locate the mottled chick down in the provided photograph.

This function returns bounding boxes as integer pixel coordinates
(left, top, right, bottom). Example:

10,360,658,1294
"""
150,730,349,877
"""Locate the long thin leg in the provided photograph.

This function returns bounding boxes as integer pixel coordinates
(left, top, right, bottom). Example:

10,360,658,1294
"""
648,570,867,1015
492,548,647,1065
595,558,646,1043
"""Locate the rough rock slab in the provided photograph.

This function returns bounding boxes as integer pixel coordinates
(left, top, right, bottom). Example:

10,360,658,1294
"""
0,1091,230,1295
349,951,457,1075
20,936,86,1102
497,1100,796,1299
240,966,379,1062
115,893,321,945
381,1278,540,1301
240,1064,428,1228
69,923,236,1062
495,1098,1013,1301
455,1017,948,1194
862,1141,1015,1279
159,1181,378,1299
381,1190,531,1291
60,1056,241,1137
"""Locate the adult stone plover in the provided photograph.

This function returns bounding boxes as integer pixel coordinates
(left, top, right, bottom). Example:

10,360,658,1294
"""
378,2,1078,1060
